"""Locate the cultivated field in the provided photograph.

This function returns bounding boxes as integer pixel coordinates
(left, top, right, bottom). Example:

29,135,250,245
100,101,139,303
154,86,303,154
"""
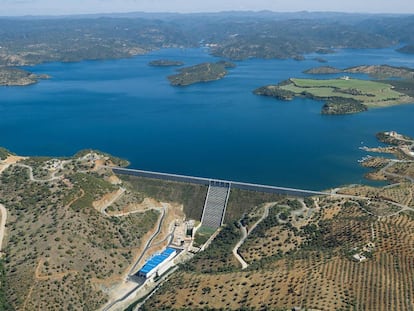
281,78,408,106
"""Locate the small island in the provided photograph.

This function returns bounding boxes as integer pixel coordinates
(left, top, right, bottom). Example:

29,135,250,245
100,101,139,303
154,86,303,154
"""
315,48,336,54
312,57,328,63
0,67,50,86
254,77,413,115
304,66,341,74
148,59,184,67
168,61,236,86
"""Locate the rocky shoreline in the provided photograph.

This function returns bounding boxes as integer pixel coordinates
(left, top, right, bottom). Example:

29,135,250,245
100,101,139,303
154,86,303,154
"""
0,67,50,86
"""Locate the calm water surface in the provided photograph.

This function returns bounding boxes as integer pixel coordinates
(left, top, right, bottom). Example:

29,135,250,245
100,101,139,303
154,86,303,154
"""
1,47,414,190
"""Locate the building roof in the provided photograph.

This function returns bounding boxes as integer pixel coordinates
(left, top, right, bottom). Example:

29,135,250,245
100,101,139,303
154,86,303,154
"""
139,248,176,274
353,253,367,262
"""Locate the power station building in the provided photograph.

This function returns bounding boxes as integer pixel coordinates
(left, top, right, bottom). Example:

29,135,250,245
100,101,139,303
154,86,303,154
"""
138,248,177,279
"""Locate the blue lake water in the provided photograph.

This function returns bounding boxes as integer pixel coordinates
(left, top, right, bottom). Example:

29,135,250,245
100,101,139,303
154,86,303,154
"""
1,47,414,190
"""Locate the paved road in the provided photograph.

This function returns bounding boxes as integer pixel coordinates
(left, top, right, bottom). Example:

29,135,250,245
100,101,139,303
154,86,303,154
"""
379,160,414,183
128,204,167,275
0,204,7,254
232,225,248,269
103,205,167,311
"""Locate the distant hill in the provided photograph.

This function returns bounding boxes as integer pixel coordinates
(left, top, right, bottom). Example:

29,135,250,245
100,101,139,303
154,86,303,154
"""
0,13,414,67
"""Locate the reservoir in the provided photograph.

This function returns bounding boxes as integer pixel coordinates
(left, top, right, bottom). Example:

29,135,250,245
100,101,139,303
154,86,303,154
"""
1,47,413,190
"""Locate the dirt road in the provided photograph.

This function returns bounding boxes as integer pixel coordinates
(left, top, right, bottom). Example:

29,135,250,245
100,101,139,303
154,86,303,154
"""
0,203,7,255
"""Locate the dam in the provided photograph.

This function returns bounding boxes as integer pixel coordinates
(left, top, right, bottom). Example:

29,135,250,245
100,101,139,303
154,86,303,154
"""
111,167,329,229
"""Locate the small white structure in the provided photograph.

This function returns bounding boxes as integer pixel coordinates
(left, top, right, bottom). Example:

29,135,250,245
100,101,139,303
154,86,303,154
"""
353,253,367,262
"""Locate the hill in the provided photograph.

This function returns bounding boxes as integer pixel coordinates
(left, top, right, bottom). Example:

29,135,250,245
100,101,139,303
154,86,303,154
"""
1,13,414,67
0,150,205,309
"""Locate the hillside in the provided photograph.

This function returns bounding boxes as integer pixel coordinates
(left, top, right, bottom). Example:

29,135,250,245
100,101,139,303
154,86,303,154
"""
1,13,414,67
142,132,414,311
0,150,200,309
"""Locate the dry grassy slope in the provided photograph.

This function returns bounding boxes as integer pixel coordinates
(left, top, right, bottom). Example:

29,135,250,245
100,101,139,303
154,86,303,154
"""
119,175,208,221
144,198,414,311
0,156,159,310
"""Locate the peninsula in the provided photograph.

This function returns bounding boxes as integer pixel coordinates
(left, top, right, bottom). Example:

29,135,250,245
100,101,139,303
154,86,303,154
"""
167,61,236,86
304,64,414,80
0,67,49,86
254,77,413,115
360,131,414,181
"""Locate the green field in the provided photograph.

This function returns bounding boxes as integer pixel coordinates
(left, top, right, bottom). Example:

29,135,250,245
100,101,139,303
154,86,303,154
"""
193,226,217,246
281,78,406,106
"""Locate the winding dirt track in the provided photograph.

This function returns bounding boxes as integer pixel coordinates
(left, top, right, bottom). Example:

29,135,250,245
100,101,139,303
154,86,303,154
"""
15,164,63,182
0,203,7,254
232,203,272,269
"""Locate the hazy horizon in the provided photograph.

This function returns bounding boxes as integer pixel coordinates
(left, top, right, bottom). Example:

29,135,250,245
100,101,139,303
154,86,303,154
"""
1,0,414,17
